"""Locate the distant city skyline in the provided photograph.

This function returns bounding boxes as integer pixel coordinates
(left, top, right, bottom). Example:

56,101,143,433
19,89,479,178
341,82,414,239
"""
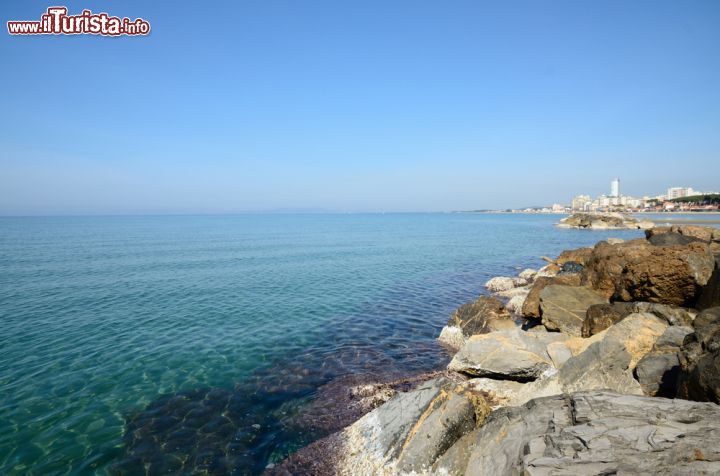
2,1,720,215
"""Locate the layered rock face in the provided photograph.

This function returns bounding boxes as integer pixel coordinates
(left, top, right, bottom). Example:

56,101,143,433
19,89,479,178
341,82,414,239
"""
434,391,720,475
557,212,654,230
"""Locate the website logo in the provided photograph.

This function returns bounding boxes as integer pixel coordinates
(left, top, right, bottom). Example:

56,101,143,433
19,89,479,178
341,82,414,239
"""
7,7,150,36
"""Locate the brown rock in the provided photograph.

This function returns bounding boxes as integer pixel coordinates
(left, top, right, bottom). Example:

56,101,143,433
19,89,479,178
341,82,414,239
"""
646,225,720,243
582,302,695,337
521,274,582,318
581,239,715,306
555,247,593,266
539,285,608,336
439,296,515,349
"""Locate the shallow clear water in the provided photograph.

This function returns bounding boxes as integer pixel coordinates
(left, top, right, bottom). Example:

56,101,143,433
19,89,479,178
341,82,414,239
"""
0,213,649,474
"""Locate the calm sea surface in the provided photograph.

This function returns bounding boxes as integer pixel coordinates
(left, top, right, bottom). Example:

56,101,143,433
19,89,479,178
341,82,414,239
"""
2,213,708,474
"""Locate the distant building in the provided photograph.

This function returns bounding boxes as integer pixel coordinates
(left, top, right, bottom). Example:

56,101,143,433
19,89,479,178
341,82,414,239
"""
610,178,620,197
666,187,697,199
571,195,591,211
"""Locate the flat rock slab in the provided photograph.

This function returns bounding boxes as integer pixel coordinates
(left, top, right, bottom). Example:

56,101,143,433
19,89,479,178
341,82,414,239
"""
447,328,569,381
435,391,720,475
539,284,608,336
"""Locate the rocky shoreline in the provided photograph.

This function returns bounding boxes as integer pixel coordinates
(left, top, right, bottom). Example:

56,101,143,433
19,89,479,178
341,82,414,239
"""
557,212,655,230
270,224,720,475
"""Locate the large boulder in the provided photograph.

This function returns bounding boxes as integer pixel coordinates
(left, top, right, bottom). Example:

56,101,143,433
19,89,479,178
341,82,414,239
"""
581,239,715,306
634,325,693,397
434,391,720,475
647,225,720,243
582,301,695,337
677,307,720,403
510,313,668,406
648,231,704,246
539,284,608,336
438,296,514,349
447,328,570,381
521,274,582,318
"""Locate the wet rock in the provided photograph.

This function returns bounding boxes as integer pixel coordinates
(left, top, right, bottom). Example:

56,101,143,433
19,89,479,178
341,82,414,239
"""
539,284,608,336
521,274,582,318
581,239,715,306
677,307,720,403
582,301,695,337
438,296,514,349
557,212,654,230
484,276,525,292
635,326,693,396
447,328,569,381
294,371,446,435
274,377,489,476
435,390,720,475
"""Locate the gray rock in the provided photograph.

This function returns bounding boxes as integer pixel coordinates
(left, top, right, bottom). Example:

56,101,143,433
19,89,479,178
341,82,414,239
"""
635,326,693,397
539,285,608,336
447,328,569,381
509,313,668,406
435,391,720,475
396,385,485,473
677,307,720,403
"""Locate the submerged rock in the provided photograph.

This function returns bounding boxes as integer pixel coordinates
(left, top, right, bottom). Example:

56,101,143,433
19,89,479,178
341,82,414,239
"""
434,391,720,475
539,284,608,336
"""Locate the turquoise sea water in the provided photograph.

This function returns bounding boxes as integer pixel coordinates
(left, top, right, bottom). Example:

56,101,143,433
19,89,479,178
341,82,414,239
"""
0,213,667,474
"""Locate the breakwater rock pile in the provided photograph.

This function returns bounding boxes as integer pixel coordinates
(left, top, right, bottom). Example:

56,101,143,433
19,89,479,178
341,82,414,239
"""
557,212,654,230
271,225,720,475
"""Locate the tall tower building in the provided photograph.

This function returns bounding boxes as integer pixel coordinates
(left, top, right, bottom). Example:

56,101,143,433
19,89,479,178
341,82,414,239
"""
611,178,620,197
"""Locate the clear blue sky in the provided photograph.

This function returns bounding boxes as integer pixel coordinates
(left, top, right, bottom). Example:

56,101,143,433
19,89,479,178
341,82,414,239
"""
1,0,719,214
